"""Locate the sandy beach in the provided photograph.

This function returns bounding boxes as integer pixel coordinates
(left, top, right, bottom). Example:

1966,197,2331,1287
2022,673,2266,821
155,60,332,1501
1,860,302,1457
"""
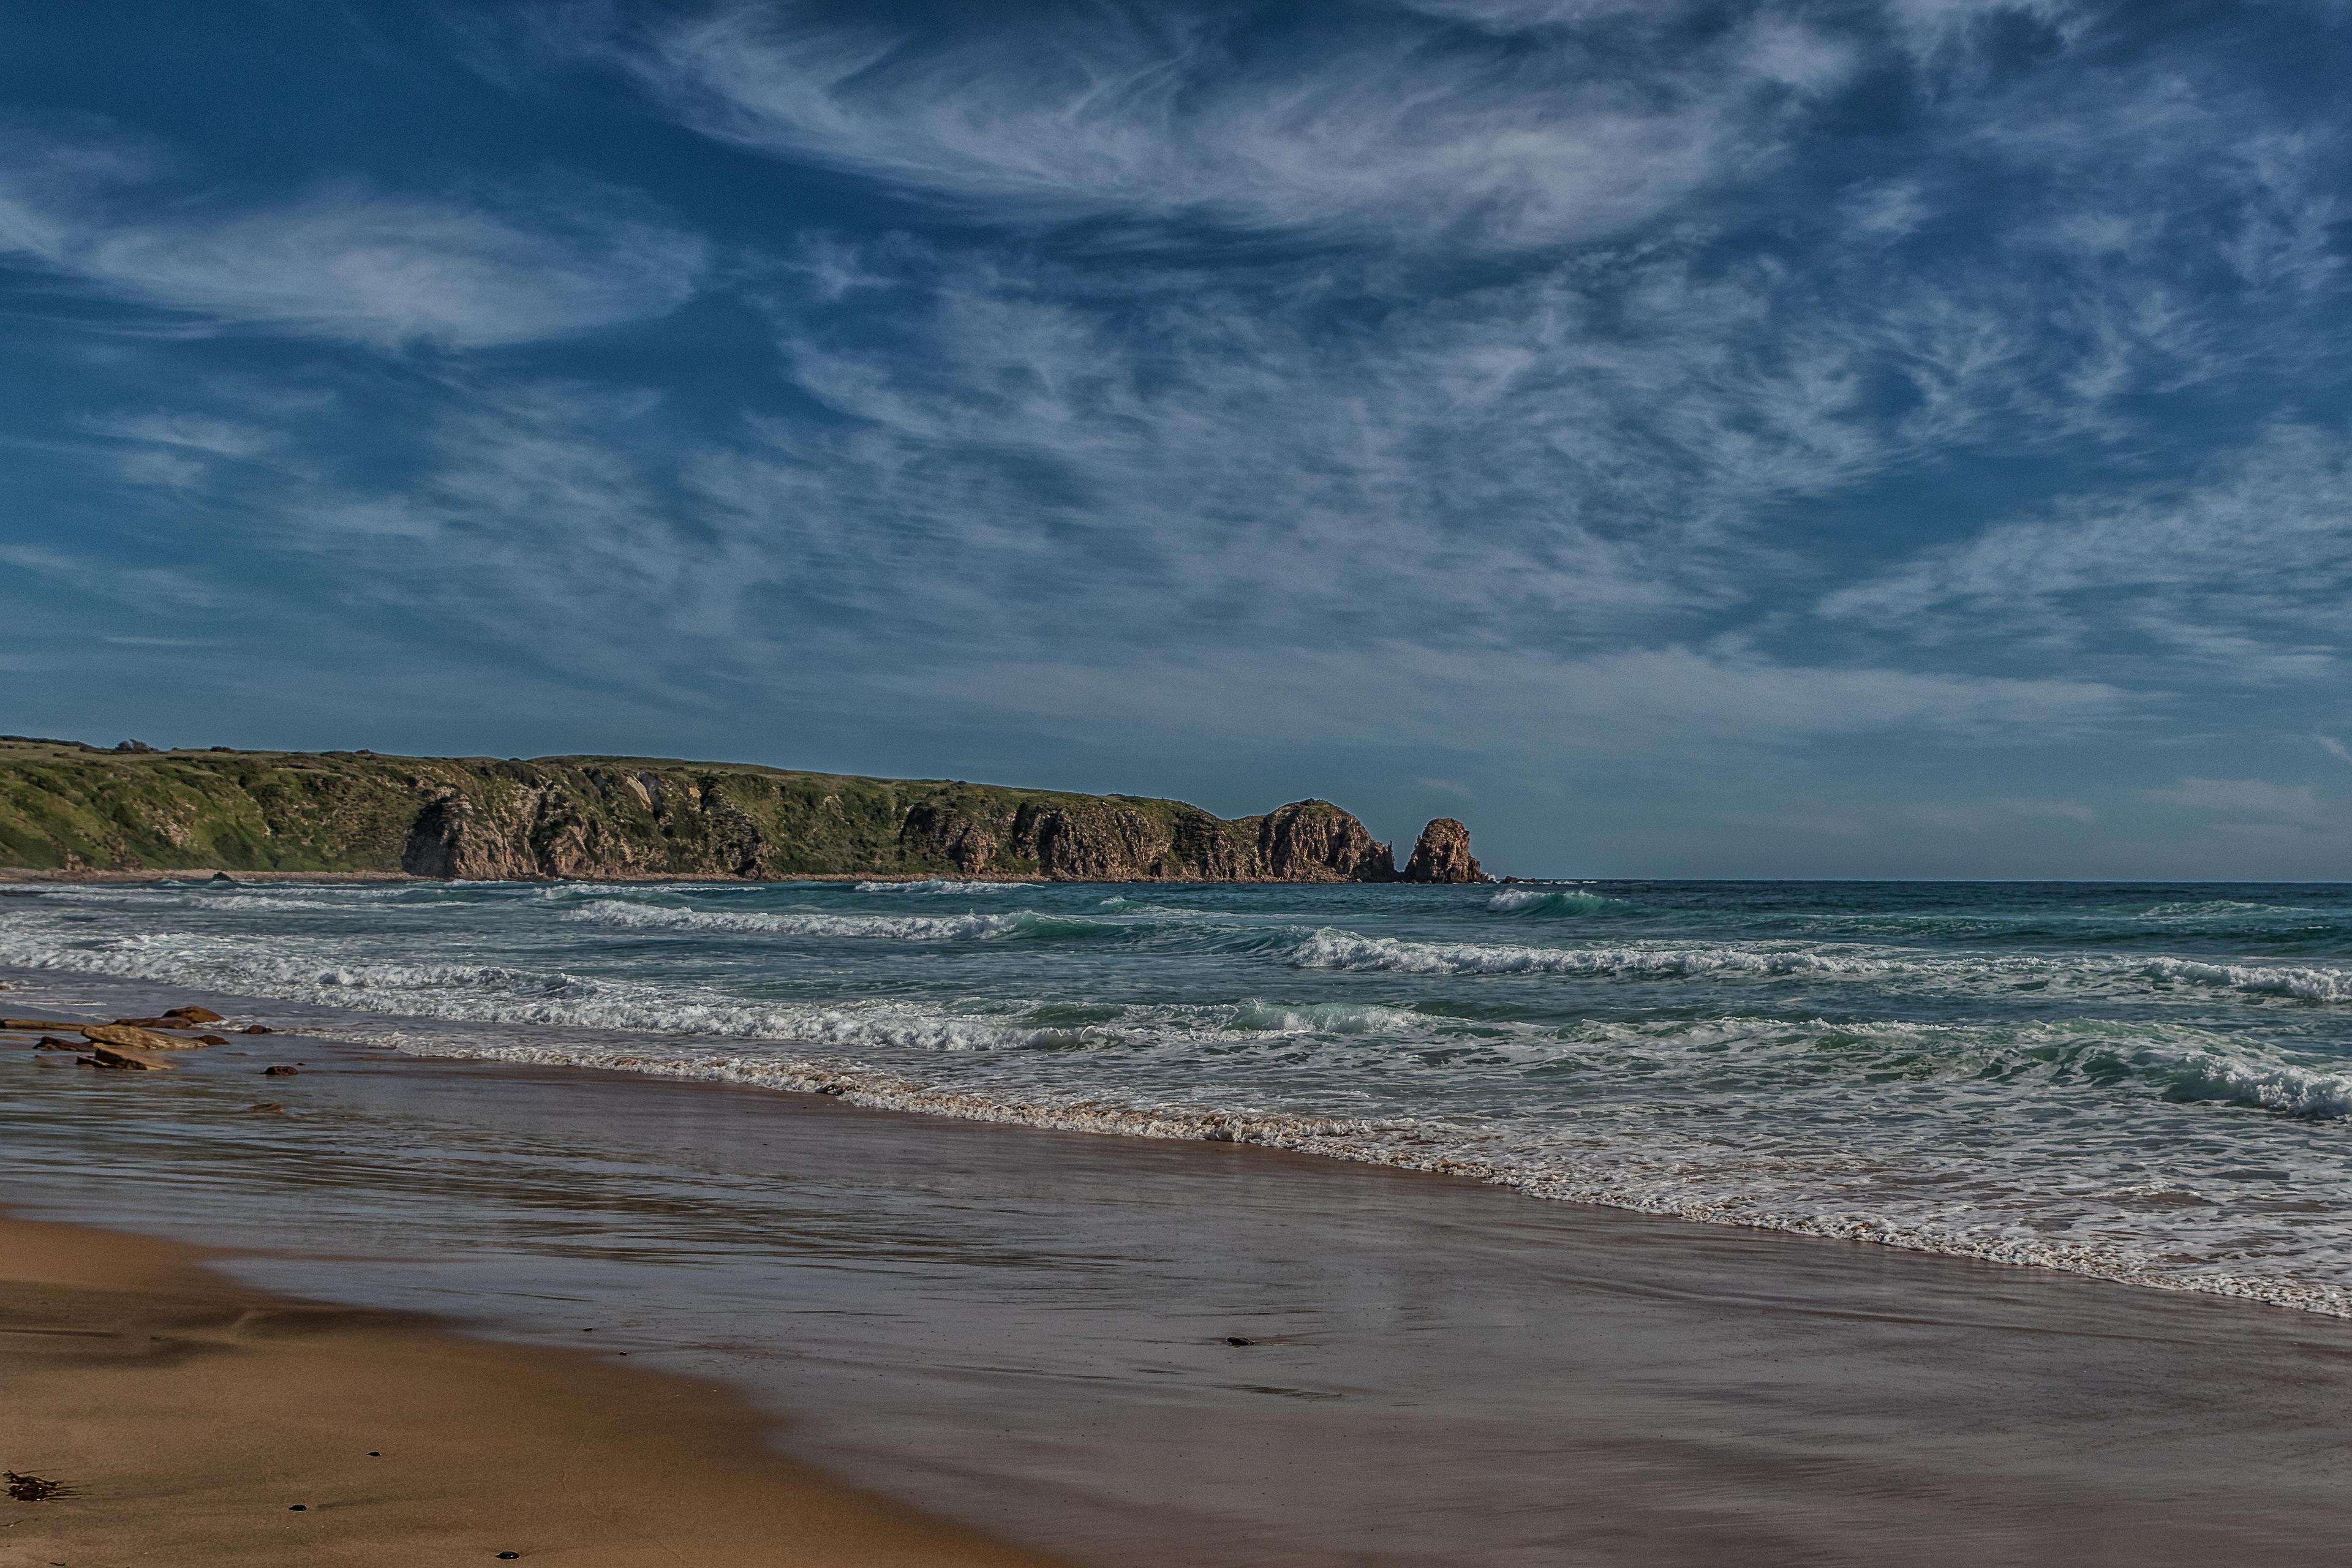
0,1215,1061,1567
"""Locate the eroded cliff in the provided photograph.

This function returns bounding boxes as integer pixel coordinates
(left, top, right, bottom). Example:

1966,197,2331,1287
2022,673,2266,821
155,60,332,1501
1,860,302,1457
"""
0,739,1414,883
1400,818,1487,883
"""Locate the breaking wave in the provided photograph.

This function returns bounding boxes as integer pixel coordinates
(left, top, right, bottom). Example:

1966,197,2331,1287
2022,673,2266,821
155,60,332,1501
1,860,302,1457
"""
562,901,1056,941
13,874,2352,1319
1486,888,1632,916
1288,928,2352,1002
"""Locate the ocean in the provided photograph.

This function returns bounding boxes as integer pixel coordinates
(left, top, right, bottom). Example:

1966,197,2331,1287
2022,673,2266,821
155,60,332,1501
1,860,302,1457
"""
6,875,2352,1315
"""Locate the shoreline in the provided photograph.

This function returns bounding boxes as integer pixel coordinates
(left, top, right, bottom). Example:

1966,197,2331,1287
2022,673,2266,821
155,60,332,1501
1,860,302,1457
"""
2,954,2347,1319
0,1213,1064,1567
12,968,2352,1562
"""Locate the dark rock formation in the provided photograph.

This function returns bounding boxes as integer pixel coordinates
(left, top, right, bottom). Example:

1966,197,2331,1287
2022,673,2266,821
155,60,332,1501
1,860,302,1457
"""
1256,800,1394,883
1401,818,1486,884
80,1023,192,1052
87,1042,174,1070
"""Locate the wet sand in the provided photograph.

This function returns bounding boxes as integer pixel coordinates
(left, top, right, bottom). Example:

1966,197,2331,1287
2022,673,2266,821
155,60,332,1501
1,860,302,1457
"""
0,1216,1061,1567
9,968,2352,1565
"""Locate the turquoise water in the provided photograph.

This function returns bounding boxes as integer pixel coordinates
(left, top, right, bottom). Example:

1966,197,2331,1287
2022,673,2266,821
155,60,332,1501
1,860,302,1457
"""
7,877,2352,1311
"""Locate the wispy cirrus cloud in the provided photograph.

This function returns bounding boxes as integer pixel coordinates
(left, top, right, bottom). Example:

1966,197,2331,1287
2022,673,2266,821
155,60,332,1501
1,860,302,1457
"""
0,121,707,349
527,0,1859,247
2143,776,2342,832
1823,423,2352,681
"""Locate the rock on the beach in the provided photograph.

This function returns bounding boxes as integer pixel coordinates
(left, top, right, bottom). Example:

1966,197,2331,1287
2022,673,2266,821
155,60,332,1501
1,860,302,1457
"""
81,1023,197,1052
34,1036,79,1051
4,1019,93,1032
164,1006,225,1023
243,1025,273,1035
263,1064,299,1077
88,1042,176,1071
194,1033,229,1046
1401,819,1487,884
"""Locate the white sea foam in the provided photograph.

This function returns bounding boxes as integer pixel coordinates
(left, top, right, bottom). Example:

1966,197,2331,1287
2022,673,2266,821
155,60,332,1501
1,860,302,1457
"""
2138,956,2352,1003
2162,1051,2352,1117
2139,898,2326,919
318,1016,2352,1319
852,878,1027,894
1288,927,2352,1003
1486,887,1629,914
1290,930,1890,978
15,881,2352,1322
562,901,1046,940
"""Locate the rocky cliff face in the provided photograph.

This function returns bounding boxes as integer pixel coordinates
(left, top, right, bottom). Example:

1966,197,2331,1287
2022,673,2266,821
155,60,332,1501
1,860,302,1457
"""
898,794,1393,882
1401,818,1486,883
0,741,1434,884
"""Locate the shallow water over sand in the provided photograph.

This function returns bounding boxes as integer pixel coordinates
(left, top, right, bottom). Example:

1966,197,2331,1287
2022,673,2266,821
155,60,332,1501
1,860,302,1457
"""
7,878,2352,1311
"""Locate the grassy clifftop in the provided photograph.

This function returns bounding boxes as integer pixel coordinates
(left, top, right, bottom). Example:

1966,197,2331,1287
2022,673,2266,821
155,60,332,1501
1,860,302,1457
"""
0,739,1400,883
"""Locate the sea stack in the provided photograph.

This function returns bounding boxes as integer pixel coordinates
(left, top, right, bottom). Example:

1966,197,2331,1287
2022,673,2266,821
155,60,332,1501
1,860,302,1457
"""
1401,818,1486,884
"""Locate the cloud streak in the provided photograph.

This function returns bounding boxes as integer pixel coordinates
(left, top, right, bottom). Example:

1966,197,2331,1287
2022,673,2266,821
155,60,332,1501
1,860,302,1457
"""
1823,423,2352,684
0,121,707,348
547,0,1858,246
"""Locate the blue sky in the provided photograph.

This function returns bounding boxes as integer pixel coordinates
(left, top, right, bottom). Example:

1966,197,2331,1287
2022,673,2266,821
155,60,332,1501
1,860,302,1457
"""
4,0,2350,878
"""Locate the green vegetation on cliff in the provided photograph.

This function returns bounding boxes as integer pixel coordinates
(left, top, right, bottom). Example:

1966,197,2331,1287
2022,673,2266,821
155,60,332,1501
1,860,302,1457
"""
0,739,1402,883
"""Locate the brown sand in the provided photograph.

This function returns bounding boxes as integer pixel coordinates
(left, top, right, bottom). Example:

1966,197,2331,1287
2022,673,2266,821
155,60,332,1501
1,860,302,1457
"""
0,1216,1061,1568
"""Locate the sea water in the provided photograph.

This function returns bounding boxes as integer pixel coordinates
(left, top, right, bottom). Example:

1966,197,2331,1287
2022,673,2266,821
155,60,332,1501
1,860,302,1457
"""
6,876,2352,1314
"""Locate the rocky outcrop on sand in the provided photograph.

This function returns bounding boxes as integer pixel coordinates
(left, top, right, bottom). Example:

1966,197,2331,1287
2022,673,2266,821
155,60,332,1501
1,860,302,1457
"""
4,1005,270,1072
0,740,1466,884
86,1042,175,1070
80,1022,197,1052
1401,818,1487,884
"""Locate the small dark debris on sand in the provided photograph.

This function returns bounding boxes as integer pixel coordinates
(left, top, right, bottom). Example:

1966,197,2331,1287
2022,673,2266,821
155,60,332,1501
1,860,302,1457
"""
1226,1336,1257,1346
5,1471,75,1502
263,1063,299,1077
249,1102,287,1115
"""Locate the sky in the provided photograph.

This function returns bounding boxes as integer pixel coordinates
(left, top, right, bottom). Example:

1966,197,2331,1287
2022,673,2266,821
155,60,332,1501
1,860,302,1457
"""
3,0,2350,878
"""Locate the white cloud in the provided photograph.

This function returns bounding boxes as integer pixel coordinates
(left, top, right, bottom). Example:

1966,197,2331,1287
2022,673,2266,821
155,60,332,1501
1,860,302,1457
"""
0,122,707,349
549,1,1856,247
1823,423,2352,679
81,411,283,459
2143,776,2339,829
848,640,2121,757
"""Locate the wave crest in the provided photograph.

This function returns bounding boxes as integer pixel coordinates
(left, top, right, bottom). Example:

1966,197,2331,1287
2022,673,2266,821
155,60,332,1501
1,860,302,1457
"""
1487,888,1632,916
563,901,1046,941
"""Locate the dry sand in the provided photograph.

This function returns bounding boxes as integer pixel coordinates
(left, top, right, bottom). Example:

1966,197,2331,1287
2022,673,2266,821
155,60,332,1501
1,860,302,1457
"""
0,1216,1061,1567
